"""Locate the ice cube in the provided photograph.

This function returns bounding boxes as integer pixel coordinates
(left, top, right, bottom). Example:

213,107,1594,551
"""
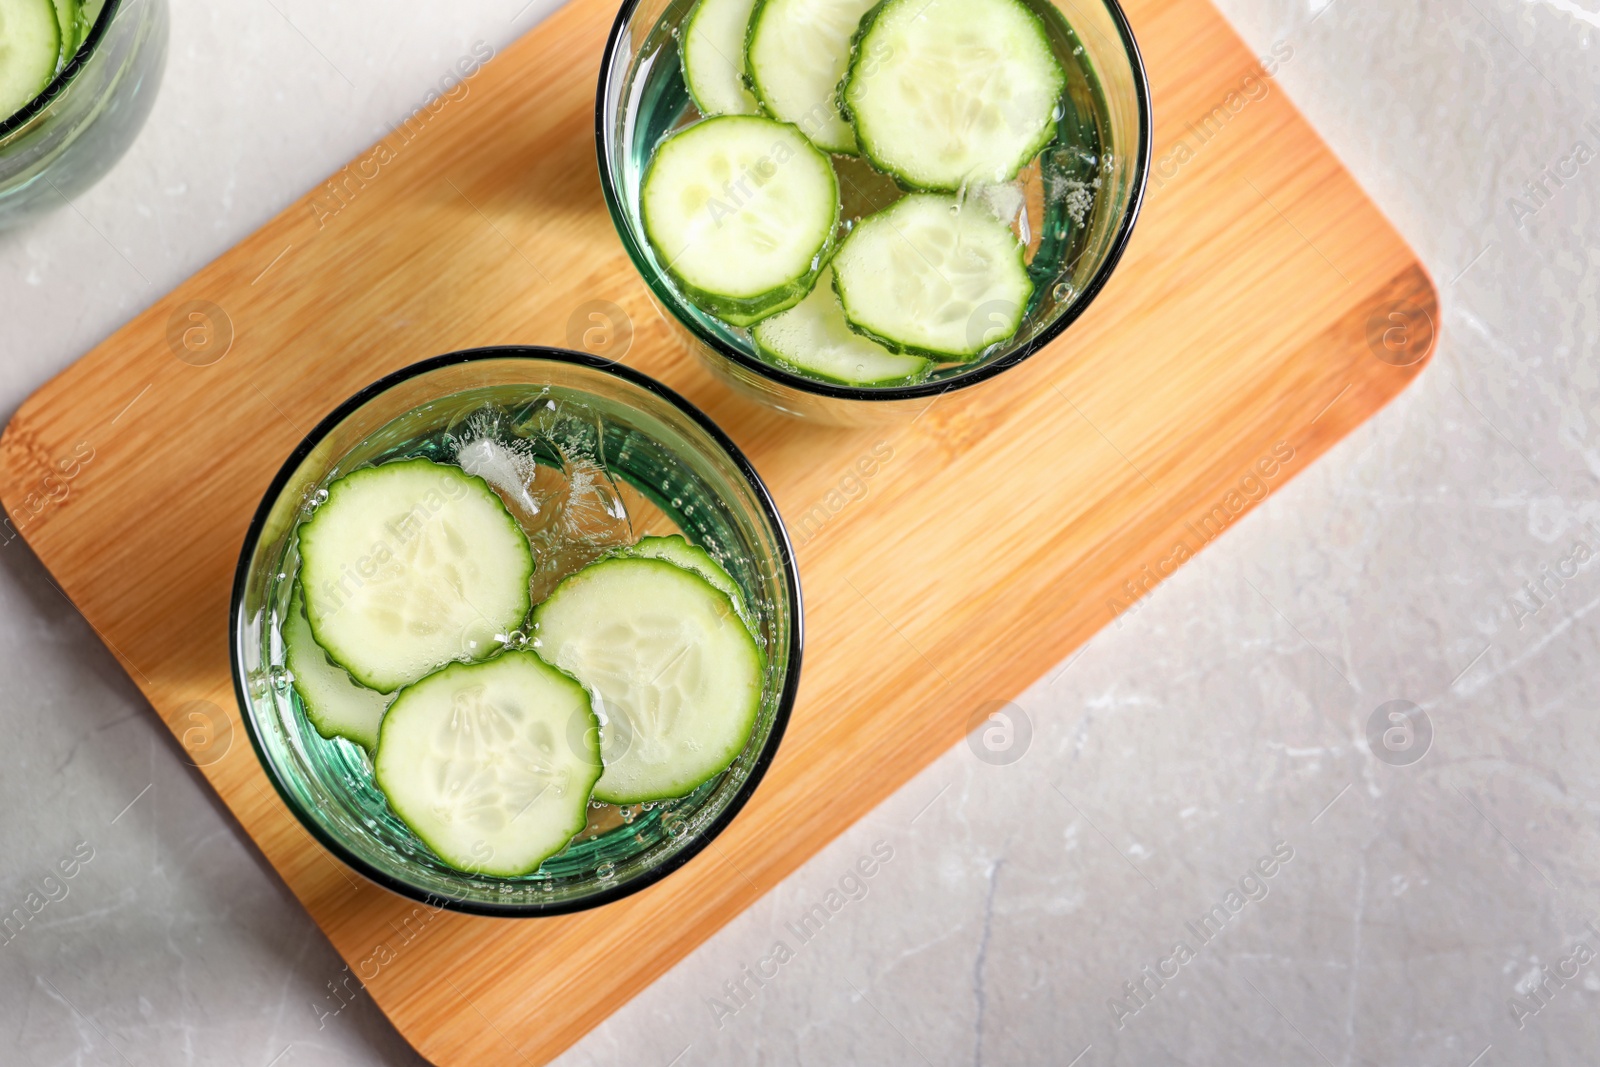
456,437,542,519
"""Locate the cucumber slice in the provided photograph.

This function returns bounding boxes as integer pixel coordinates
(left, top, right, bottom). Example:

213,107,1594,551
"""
745,0,877,154
0,0,61,122
753,265,930,385
682,0,760,117
623,534,750,622
532,557,763,805
284,584,390,751
373,652,601,877
832,193,1032,360
299,458,535,693
78,0,101,40
641,115,838,326
50,0,80,66
841,0,1066,190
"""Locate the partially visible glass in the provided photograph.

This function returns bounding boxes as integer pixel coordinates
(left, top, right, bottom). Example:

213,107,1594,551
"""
231,348,803,916
0,0,169,230
596,0,1151,423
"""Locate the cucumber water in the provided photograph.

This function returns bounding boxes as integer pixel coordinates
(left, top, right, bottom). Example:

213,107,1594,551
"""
625,0,1111,384
0,0,60,121
269,394,771,880
1,0,106,123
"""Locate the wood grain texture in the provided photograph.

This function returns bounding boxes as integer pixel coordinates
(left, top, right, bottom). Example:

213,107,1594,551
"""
0,0,1435,1061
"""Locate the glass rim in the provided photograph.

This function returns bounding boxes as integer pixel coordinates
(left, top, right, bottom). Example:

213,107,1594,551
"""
228,345,806,917
593,0,1154,403
0,0,128,140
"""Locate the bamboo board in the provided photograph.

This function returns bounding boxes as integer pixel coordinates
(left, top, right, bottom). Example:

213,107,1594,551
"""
0,0,1436,1060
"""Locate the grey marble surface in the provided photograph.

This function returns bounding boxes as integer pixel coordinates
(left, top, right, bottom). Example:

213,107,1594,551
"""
2,0,1598,1064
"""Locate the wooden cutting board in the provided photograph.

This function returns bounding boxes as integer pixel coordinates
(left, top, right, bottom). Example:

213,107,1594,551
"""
0,0,1435,1060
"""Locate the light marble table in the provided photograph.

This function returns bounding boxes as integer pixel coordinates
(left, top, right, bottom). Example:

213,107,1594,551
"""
3,0,1598,1063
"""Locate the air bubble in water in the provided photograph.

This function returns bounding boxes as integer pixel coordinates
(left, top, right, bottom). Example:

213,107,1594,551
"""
596,862,616,880
1052,282,1074,302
